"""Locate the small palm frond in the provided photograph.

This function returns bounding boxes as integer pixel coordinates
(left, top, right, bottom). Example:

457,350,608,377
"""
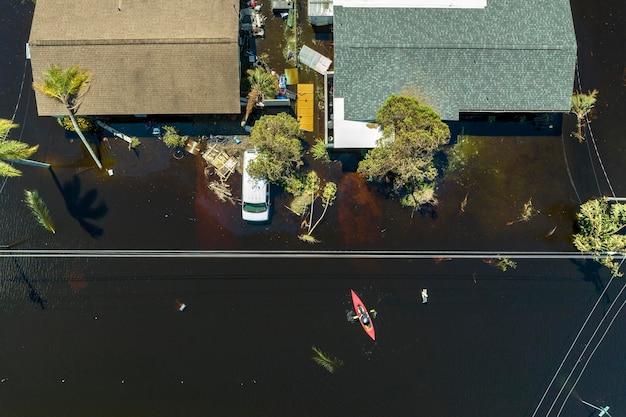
571,89,598,118
33,65,64,101
311,346,343,374
0,161,23,177
33,65,91,109
24,189,56,233
0,139,38,177
0,118,19,140
298,233,320,244
311,139,330,162
246,68,279,99
0,140,39,160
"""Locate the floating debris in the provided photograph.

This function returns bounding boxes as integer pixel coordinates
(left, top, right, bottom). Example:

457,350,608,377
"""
208,181,234,203
433,257,452,264
506,198,539,225
23,189,55,233
202,143,238,182
311,346,343,374
483,257,517,272
460,193,468,213
176,299,187,312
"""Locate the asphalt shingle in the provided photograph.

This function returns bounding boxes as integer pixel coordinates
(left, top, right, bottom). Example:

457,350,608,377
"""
333,0,577,121
29,0,241,116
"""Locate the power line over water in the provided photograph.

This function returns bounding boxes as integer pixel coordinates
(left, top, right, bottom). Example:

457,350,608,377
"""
0,249,619,259
531,259,625,417
0,249,624,259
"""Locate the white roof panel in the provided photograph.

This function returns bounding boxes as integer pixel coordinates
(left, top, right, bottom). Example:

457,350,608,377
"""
335,0,486,8
298,45,332,75
332,98,382,149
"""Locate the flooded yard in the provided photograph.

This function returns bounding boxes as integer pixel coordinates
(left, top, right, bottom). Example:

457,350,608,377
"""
1,0,625,416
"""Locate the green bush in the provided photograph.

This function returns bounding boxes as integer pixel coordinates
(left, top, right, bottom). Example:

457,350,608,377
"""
57,116,95,133
311,139,330,162
161,125,188,149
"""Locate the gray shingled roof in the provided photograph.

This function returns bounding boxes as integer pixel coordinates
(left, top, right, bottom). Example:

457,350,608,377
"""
333,0,577,121
29,0,241,116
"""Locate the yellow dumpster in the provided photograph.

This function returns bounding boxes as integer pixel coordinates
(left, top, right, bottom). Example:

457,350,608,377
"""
297,84,314,132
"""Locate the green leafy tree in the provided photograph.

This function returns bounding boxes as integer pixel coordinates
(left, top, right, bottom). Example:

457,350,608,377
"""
248,113,303,184
33,65,102,169
571,89,598,142
573,197,626,276
357,95,451,209
0,119,39,177
241,68,279,127
401,181,437,208
161,125,188,149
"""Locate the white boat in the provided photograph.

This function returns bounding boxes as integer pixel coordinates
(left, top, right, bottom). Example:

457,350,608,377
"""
421,289,428,304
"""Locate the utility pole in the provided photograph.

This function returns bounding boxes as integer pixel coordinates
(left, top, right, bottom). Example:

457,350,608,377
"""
8,158,50,169
294,0,298,66
580,399,612,417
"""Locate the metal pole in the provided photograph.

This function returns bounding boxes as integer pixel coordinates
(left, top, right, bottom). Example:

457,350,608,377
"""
8,158,50,169
580,399,612,417
294,0,298,64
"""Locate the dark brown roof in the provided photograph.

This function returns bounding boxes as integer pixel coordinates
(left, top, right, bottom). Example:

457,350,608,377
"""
29,0,241,116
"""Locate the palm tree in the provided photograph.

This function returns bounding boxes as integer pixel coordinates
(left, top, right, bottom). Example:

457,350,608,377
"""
0,118,39,177
241,67,279,127
33,65,102,169
299,176,337,244
571,89,598,141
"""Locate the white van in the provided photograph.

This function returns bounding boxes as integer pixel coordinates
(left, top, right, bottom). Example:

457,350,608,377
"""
242,150,270,222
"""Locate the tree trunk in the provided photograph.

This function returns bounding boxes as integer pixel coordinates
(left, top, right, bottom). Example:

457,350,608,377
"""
308,200,330,236
241,89,261,127
307,191,315,233
8,158,50,169
67,109,103,169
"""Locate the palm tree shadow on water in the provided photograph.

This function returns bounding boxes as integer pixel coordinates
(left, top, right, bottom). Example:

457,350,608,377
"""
49,169,108,238
11,258,47,310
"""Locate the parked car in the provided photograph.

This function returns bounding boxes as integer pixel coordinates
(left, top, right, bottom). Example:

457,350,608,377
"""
242,150,270,222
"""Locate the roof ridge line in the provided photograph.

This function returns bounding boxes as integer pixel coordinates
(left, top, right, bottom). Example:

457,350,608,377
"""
30,38,235,46
341,44,574,50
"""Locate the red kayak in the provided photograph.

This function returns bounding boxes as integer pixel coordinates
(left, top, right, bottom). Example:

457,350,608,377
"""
351,289,375,340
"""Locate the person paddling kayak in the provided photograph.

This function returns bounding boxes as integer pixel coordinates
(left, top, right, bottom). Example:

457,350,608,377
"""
351,290,376,340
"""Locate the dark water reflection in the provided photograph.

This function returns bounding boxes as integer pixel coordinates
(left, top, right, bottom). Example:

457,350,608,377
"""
1,0,626,416
1,257,626,417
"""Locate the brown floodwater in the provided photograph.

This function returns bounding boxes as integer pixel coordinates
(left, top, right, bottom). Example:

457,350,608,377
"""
1,0,625,416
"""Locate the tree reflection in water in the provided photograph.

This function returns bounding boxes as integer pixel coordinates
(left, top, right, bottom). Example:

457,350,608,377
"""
337,173,382,244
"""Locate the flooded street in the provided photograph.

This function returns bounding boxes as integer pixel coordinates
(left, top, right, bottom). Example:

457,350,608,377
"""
1,0,625,416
